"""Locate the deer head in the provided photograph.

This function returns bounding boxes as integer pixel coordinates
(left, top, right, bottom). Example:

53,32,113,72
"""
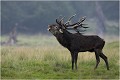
47,24,64,36
48,14,88,35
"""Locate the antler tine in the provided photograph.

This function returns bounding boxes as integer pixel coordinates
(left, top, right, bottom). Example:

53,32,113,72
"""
56,15,66,30
56,15,63,25
65,15,85,27
56,18,60,25
73,16,87,28
78,16,86,24
65,14,76,25
59,16,65,24
67,16,88,33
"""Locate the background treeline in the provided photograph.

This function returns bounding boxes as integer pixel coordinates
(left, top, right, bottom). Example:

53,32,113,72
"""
1,1,119,35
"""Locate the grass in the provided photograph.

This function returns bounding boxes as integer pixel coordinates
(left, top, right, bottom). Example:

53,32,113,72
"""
1,35,119,79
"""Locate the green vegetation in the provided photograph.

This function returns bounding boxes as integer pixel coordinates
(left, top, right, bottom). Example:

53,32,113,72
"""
1,35,119,79
1,1,119,79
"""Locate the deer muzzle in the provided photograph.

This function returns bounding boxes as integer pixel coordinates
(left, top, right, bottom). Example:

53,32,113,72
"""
47,25,51,31
47,27,50,31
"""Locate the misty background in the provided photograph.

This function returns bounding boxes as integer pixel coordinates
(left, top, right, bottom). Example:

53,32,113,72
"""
1,1,119,45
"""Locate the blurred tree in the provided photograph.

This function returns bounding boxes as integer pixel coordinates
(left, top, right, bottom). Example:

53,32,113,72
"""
1,1,119,35
95,1,106,38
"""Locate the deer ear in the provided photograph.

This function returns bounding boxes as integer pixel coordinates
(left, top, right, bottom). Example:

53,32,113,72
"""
59,29,63,33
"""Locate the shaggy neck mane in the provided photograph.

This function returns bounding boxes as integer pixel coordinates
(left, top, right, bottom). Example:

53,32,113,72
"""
55,30,71,48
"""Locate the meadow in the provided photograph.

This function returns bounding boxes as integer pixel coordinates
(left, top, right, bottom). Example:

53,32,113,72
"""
1,35,119,79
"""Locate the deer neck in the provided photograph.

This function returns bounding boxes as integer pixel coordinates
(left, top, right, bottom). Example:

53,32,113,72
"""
55,30,71,48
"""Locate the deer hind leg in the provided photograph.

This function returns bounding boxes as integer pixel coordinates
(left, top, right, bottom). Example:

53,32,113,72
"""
99,52,109,70
94,49,100,70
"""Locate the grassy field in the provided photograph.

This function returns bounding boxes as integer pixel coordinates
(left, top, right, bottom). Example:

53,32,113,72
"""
1,35,119,79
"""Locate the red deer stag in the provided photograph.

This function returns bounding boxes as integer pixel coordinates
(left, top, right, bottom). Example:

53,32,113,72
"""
47,15,109,70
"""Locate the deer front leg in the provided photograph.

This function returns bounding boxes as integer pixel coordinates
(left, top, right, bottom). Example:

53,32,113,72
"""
71,52,78,70
71,53,75,70
74,52,78,69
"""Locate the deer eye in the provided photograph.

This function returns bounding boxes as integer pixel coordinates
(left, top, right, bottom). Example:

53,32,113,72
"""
54,26,58,29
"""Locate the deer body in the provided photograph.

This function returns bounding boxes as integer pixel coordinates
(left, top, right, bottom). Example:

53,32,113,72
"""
56,30,104,52
48,15,109,70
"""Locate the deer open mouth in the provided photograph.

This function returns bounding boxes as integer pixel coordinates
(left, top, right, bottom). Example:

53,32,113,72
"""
47,27,50,31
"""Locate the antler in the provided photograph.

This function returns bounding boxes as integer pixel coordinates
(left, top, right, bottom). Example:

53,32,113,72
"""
56,15,66,29
56,15,88,33
66,16,88,33
72,16,87,29
56,15,65,26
